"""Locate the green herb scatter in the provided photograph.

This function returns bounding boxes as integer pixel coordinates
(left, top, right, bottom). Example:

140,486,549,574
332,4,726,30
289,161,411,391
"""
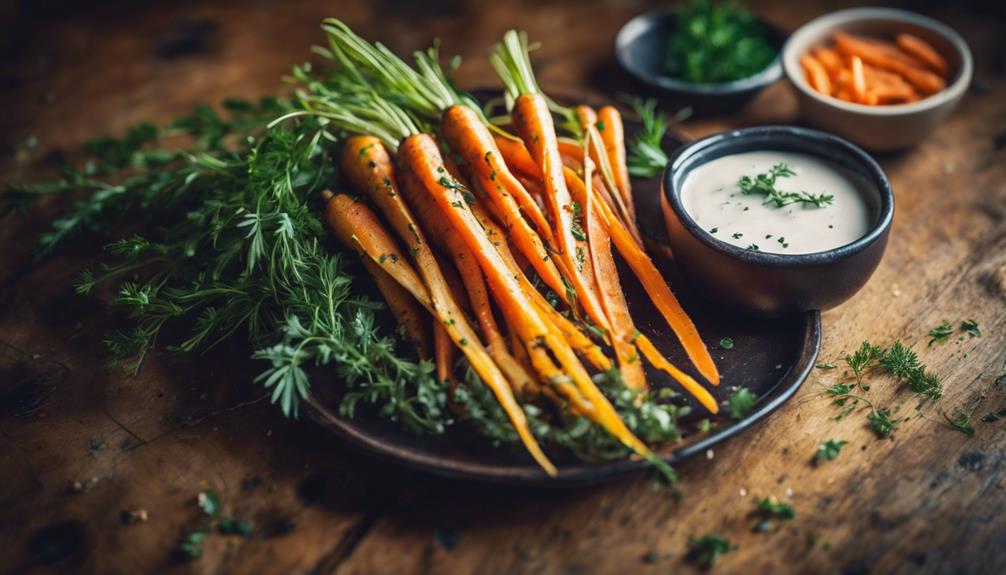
664,0,776,84
718,337,734,350
815,439,847,463
687,533,736,569
961,320,980,338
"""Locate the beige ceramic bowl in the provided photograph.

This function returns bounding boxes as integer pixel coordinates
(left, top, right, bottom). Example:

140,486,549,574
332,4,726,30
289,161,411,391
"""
782,8,972,151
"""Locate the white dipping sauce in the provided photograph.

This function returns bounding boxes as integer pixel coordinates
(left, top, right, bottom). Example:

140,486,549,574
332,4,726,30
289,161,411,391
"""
681,151,874,255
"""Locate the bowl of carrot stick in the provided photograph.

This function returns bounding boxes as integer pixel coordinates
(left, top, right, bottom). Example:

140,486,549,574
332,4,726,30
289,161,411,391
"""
782,7,972,151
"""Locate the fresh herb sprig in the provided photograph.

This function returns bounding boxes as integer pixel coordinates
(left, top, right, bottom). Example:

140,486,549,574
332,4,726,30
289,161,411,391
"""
815,439,847,463
687,533,736,569
625,98,690,178
738,163,834,208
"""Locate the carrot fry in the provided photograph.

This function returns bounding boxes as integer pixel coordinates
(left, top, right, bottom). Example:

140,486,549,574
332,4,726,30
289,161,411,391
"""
565,167,720,386
811,46,844,80
850,55,867,103
834,32,945,94
896,33,949,76
800,53,832,95
361,257,430,360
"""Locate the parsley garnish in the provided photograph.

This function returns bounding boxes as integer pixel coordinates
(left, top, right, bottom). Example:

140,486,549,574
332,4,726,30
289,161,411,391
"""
928,321,953,346
752,496,795,530
961,320,981,338
815,439,847,463
738,163,834,208
867,407,900,438
625,98,690,178
718,337,734,350
728,387,756,420
844,341,883,387
687,533,735,569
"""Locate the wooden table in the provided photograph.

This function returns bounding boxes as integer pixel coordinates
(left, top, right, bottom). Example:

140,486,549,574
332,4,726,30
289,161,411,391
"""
2,1,1005,573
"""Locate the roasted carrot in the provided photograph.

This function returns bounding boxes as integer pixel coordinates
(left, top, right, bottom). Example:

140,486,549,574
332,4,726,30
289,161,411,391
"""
576,137,646,391
323,193,430,305
399,131,652,459
361,257,430,359
398,169,537,394
434,322,458,390
800,53,832,95
597,106,637,227
575,105,597,129
442,105,555,246
494,133,543,180
896,33,949,76
510,92,611,333
834,32,945,94
336,143,556,474
565,167,720,386
635,335,719,414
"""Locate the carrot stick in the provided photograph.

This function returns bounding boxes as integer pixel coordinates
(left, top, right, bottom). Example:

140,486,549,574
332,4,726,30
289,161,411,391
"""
834,32,945,94
399,131,652,460
896,33,949,76
800,53,832,95
361,257,430,360
512,93,610,333
850,55,867,103
811,46,844,81
597,106,637,227
565,167,720,386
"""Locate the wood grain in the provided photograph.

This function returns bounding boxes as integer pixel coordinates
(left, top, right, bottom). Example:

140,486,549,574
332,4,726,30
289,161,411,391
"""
2,1,1005,574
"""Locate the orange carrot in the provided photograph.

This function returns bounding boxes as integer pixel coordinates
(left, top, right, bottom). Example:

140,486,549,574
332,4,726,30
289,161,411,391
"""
434,322,458,390
850,55,867,103
597,106,637,227
575,105,597,129
800,53,832,95
336,143,556,474
635,335,719,413
397,169,537,394
441,105,555,246
494,133,542,179
896,33,949,76
834,32,945,94
811,46,844,81
361,257,429,360
565,167,720,386
399,131,652,459
576,140,646,391
512,93,610,333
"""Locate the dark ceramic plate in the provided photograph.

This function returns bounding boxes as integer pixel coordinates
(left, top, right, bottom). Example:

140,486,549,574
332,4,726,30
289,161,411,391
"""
304,108,822,486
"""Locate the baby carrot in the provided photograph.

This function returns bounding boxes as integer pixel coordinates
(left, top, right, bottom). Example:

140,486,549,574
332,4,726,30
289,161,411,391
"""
896,33,949,76
800,53,832,95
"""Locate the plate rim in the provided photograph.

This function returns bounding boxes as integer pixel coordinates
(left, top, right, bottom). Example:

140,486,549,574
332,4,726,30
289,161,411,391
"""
304,311,821,486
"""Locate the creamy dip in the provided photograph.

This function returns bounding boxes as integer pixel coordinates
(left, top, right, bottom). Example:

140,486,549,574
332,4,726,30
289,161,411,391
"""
681,151,874,255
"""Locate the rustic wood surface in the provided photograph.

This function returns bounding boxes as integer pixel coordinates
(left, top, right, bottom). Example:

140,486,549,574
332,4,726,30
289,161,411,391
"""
2,0,1005,573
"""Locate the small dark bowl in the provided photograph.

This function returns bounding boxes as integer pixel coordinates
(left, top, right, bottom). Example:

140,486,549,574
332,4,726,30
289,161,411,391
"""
614,11,787,115
660,126,894,317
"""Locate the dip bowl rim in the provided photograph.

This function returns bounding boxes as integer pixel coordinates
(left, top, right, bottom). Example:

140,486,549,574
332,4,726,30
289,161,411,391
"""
662,125,894,269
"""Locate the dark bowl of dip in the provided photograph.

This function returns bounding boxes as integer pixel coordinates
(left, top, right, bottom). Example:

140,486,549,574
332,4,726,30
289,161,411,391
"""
660,126,893,317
